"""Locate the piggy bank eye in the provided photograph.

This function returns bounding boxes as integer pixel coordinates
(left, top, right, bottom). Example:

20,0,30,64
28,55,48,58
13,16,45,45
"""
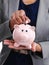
22,30,24,32
26,30,28,32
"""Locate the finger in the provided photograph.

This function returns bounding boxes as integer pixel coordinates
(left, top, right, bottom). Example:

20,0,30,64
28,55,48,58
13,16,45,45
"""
11,13,16,20
19,10,26,23
11,17,20,25
8,41,15,48
8,45,29,50
11,10,26,24
4,40,14,46
24,16,31,23
19,10,26,16
16,46,30,50
11,13,19,24
15,10,25,24
5,39,14,43
15,16,23,24
31,43,37,52
4,40,10,45
13,19,19,25
20,15,26,22
8,45,14,49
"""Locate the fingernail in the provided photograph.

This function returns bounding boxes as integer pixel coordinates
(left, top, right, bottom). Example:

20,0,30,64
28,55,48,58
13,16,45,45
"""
26,20,29,23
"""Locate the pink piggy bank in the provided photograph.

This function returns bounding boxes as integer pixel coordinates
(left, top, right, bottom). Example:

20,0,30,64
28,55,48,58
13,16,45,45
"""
13,24,35,49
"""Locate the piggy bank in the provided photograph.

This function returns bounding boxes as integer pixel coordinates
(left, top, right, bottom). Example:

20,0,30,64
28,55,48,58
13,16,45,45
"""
13,24,35,49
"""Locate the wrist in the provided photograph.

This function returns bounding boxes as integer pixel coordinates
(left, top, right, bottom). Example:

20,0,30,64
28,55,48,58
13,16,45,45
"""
9,20,14,31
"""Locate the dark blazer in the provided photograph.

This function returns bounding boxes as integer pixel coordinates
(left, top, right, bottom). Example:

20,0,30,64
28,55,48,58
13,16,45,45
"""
0,0,49,65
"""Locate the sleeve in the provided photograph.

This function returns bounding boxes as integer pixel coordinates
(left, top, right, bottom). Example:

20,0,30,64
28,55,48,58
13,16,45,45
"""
0,20,12,42
31,41,49,59
39,41,49,59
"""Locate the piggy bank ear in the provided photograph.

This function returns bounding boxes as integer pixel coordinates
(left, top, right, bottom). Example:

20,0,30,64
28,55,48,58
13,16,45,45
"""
14,24,19,29
31,26,35,31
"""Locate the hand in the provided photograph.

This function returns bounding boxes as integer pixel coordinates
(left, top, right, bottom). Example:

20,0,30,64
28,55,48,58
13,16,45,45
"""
9,10,31,30
31,42,42,52
4,40,30,54
4,40,30,50
4,40,42,52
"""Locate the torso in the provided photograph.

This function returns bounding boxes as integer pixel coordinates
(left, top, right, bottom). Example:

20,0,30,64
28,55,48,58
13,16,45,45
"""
19,0,40,26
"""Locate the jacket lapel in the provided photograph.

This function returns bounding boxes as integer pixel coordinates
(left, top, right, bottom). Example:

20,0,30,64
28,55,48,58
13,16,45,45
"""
35,0,48,42
9,0,20,18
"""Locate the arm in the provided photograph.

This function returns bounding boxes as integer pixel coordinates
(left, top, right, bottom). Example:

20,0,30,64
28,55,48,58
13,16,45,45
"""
39,41,49,59
0,20,12,42
0,9,30,42
31,41,49,59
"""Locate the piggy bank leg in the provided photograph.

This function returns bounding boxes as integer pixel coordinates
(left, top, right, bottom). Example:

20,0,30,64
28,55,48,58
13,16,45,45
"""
14,43,20,47
27,44,32,49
